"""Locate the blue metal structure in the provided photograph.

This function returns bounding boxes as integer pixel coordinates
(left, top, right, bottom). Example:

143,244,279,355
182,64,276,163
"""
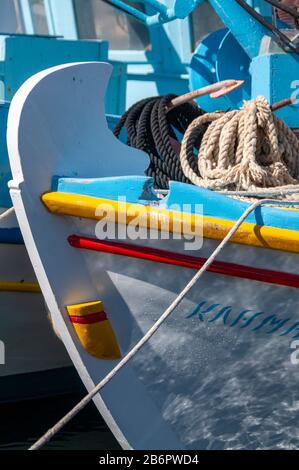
192,0,299,127
104,0,271,26
0,0,298,144
0,0,298,206
0,32,111,207
121,0,296,126
99,0,199,26
0,35,109,102
4,1,297,118
65,1,299,125
72,0,197,108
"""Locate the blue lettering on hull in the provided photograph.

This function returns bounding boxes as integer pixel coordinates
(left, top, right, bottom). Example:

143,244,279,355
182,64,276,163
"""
187,301,299,340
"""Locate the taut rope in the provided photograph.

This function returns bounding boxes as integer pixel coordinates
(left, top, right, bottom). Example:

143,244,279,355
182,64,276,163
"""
0,207,14,220
180,96,299,198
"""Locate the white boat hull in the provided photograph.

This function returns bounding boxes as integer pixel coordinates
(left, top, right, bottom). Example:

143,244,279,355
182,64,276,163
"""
59,220,299,449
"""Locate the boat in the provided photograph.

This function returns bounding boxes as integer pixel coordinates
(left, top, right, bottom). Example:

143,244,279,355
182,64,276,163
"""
0,101,78,401
0,2,123,401
0,6,194,398
8,60,299,449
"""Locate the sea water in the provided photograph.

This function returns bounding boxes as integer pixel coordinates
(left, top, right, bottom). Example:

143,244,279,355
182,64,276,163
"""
0,394,120,450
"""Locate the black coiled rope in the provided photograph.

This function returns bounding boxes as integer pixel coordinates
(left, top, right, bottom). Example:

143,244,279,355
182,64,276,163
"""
114,94,205,189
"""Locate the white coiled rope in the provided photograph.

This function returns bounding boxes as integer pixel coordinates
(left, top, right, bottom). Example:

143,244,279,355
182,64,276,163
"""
180,96,299,199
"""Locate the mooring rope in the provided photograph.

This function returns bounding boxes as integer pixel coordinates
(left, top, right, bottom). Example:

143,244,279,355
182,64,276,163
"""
28,197,291,451
114,95,205,189
180,96,299,199
0,207,14,220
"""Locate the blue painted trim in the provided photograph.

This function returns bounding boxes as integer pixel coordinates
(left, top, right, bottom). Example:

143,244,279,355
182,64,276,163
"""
54,175,299,232
0,228,23,244
165,180,299,232
55,176,159,204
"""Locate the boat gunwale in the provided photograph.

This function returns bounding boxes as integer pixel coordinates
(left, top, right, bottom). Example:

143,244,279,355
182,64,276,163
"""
42,191,299,254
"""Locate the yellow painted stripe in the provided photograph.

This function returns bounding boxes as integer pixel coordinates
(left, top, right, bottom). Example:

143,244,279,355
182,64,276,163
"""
42,192,299,254
66,300,121,360
67,300,104,317
0,281,41,293
273,205,299,213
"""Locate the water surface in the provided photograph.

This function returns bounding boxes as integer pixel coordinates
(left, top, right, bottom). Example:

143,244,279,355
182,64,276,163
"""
0,394,121,450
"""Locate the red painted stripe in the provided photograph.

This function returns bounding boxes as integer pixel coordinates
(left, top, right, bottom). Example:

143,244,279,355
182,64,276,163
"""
69,311,107,325
68,235,299,289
